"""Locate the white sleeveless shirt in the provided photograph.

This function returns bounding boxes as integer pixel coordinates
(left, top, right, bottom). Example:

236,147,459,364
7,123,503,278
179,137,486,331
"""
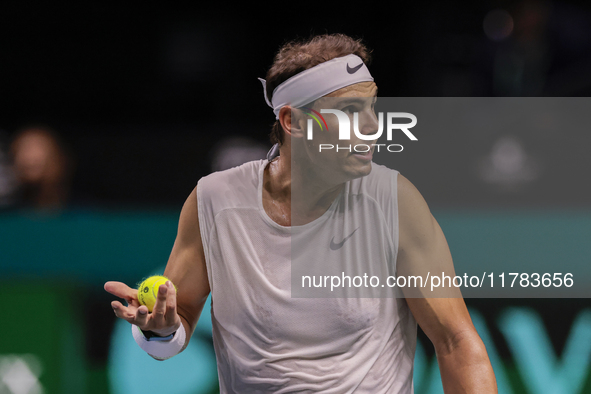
197,159,416,393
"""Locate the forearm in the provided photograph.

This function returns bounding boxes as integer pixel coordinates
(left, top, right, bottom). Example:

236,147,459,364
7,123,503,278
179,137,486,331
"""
436,331,497,393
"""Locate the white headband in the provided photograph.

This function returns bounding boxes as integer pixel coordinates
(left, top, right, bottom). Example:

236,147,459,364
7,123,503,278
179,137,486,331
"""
259,54,374,119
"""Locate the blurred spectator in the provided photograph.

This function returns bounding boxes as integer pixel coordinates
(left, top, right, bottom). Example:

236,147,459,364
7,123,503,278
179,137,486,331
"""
490,0,551,96
210,136,267,172
10,126,74,211
0,130,17,208
476,0,591,96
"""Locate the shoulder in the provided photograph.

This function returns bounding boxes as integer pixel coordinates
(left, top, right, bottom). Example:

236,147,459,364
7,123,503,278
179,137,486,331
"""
198,159,263,191
197,159,264,214
397,173,430,217
397,173,437,251
197,160,263,194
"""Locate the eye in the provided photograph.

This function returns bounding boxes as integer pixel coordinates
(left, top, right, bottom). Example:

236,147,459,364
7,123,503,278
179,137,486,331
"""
342,105,356,113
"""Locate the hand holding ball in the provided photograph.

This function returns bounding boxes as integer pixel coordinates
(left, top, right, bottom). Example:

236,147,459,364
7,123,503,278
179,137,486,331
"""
137,275,177,312
105,276,181,335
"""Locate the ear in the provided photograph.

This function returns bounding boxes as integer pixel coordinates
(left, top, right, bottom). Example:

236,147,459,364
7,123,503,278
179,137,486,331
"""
279,106,306,139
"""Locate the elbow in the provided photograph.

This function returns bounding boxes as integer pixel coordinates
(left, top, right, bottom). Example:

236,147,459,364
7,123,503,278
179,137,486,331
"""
434,327,488,359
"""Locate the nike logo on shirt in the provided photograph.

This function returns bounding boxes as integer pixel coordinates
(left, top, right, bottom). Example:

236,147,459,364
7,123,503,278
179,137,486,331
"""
330,227,360,250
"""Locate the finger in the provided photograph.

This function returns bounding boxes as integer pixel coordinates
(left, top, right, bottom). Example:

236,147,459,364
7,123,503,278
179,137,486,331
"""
111,300,139,323
135,305,149,327
164,281,177,322
152,283,168,324
105,281,137,303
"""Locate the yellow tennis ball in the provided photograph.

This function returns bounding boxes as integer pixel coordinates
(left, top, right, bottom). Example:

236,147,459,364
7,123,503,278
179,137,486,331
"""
137,275,175,312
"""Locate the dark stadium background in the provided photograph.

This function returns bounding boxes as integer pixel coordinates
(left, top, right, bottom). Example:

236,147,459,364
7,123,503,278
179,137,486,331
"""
2,2,591,393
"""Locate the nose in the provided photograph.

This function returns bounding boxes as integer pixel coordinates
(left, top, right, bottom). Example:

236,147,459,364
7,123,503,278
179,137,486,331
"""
353,107,382,141
360,108,380,135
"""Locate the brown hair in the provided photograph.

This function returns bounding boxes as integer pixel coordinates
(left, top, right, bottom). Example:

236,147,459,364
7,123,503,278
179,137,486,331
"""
265,34,372,145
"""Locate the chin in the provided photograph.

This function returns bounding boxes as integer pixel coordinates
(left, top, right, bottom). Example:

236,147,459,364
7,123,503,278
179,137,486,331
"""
345,160,373,180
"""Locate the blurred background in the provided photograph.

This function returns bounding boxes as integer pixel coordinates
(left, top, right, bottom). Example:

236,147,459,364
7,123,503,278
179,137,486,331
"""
1,1,591,393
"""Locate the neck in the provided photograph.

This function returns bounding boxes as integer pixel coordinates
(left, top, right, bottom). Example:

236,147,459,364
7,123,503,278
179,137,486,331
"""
264,144,344,226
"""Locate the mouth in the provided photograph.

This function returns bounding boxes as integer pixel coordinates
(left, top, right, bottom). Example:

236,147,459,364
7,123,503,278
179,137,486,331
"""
351,149,373,161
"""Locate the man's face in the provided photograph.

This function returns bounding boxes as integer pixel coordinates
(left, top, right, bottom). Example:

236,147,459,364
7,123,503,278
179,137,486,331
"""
292,81,379,184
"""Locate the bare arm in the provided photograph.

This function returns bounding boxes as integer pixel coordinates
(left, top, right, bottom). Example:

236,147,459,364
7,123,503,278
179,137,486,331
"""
397,174,497,393
105,186,210,353
163,186,211,346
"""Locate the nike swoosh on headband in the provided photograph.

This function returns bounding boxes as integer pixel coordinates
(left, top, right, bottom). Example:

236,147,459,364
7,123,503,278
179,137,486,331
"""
346,63,363,74
330,227,360,250
259,54,374,119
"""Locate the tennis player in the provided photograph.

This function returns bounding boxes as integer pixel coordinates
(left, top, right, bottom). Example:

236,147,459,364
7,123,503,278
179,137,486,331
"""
105,34,497,393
